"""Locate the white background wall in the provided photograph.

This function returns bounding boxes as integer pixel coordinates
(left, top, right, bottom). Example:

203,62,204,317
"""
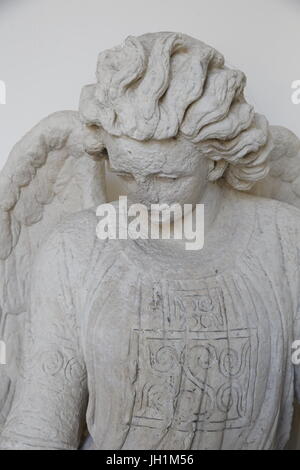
0,0,300,448
0,0,300,166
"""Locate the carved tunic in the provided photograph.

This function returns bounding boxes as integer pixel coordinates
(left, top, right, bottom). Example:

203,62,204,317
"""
1,191,300,450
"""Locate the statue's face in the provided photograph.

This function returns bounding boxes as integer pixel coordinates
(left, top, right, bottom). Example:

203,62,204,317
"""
101,130,209,208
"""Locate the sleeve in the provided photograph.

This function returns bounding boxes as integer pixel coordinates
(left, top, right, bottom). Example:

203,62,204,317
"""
0,230,88,450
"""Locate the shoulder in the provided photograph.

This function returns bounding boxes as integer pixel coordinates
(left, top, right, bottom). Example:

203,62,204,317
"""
35,208,105,275
53,207,99,247
253,195,300,236
243,193,300,254
233,189,300,231
225,189,300,251
273,199,300,230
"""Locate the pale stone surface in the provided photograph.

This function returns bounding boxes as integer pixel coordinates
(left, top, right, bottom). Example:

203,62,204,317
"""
0,32,300,450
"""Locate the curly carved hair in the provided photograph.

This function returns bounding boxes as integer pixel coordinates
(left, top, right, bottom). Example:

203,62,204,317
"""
79,32,273,190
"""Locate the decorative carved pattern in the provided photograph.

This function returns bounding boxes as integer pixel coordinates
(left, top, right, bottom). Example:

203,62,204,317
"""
130,285,258,433
169,287,227,331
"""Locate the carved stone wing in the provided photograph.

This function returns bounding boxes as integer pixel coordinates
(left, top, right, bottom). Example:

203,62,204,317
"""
0,110,106,431
250,126,300,208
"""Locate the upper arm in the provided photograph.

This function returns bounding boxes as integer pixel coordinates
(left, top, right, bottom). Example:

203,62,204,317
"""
0,230,88,450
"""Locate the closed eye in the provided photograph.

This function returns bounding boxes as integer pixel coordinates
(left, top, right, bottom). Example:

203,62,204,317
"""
155,174,179,181
109,168,133,178
112,171,134,181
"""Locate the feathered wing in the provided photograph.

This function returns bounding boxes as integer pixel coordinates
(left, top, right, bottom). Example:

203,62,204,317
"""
250,125,300,208
0,111,106,430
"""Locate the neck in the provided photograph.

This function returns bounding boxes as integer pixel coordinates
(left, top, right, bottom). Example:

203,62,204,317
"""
142,182,225,248
167,181,225,249
119,182,226,248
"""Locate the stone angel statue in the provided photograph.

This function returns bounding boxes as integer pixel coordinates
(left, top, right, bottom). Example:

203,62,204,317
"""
0,32,300,450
